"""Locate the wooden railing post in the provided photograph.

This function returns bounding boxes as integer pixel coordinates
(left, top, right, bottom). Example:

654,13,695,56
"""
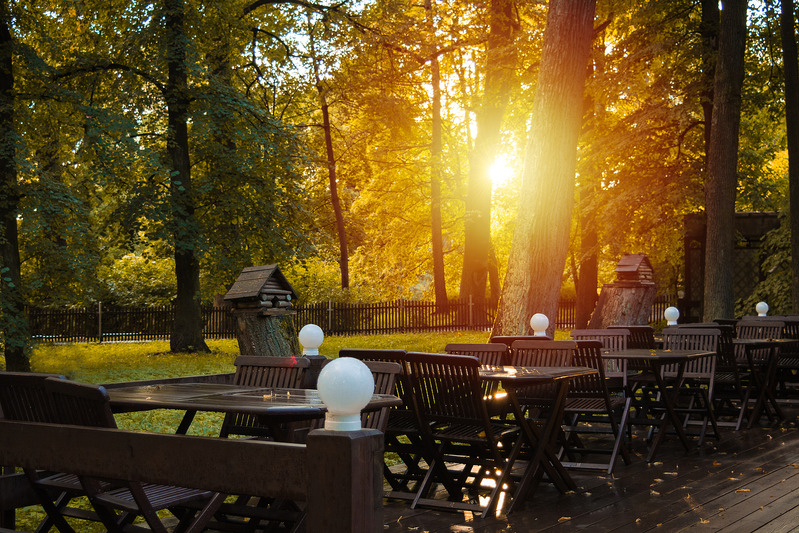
305,428,383,533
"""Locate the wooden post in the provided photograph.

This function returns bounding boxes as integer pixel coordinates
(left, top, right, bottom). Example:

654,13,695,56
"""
305,429,384,533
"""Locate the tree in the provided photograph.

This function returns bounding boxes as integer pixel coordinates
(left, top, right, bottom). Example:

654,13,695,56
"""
703,0,748,321
459,0,517,313
781,0,799,312
0,0,30,371
492,0,596,336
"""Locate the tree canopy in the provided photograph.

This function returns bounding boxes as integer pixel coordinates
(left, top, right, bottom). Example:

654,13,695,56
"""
1,0,797,365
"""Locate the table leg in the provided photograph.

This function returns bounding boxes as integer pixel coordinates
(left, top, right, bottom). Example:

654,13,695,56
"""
646,361,692,462
506,380,575,513
746,346,784,429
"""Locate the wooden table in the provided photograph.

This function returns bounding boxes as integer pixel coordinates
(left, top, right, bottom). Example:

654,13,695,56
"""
108,382,402,435
479,365,598,513
601,349,715,462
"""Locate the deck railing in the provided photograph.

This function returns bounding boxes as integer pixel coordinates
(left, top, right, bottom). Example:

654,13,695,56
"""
25,294,678,342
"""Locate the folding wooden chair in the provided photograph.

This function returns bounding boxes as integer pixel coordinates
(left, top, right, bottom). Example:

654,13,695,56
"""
337,349,427,500
0,372,104,533
507,340,576,418
219,355,311,439
570,329,631,392
660,328,722,444
43,377,225,533
444,343,509,402
559,341,632,474
403,352,520,518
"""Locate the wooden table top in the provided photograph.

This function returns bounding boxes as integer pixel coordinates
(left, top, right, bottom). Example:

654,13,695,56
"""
107,382,401,416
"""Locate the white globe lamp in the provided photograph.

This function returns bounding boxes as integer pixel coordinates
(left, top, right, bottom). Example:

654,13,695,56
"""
664,306,680,326
756,301,769,317
530,313,549,336
316,357,374,431
298,324,324,355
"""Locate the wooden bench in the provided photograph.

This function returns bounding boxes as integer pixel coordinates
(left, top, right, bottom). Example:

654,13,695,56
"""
0,420,383,532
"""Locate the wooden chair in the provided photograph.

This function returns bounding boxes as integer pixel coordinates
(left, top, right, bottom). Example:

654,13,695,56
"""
444,343,509,400
0,372,102,533
489,335,552,348
507,340,575,418
337,349,426,499
444,343,507,366
660,328,722,444
219,355,311,439
608,325,655,349
734,320,785,428
42,377,225,533
403,352,520,518
678,323,744,426
559,341,633,474
570,329,630,391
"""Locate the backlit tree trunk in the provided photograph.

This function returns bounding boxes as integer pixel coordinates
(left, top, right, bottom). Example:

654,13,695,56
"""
0,0,30,371
165,0,209,352
703,0,747,321
780,0,799,312
459,0,517,314
426,0,448,312
492,0,596,336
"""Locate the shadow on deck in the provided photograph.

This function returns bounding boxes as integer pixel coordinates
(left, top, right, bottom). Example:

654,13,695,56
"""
383,403,799,532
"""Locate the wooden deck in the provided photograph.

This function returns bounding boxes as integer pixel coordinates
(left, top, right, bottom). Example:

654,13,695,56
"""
382,403,799,532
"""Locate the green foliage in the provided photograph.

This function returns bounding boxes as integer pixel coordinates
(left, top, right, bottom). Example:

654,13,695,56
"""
736,217,793,316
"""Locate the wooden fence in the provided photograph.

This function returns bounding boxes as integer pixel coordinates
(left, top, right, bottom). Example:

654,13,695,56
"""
25,294,677,343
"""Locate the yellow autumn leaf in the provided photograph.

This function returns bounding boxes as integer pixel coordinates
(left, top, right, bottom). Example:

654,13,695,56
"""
736,488,751,493
558,516,571,522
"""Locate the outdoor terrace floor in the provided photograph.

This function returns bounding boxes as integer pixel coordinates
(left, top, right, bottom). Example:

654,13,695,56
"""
382,403,799,532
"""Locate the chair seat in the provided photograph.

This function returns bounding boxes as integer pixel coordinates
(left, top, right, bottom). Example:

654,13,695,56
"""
432,421,518,444
95,484,215,512
565,396,627,413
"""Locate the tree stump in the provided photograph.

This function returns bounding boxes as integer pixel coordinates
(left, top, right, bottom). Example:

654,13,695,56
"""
234,313,300,357
588,282,657,329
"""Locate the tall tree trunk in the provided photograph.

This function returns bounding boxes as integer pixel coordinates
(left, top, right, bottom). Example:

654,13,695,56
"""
425,0,448,312
781,0,799,312
492,0,596,336
700,0,720,151
318,89,349,289
703,0,748,321
0,0,30,371
459,0,517,314
575,190,598,329
165,0,209,352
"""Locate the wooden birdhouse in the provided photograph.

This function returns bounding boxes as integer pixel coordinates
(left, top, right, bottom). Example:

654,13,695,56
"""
614,253,655,285
588,253,657,329
224,265,298,315
224,265,301,358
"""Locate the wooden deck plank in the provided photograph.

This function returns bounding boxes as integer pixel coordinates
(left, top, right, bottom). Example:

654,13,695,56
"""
383,405,799,532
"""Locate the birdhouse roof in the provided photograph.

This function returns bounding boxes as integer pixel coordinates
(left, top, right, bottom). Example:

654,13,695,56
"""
223,265,298,302
614,253,652,273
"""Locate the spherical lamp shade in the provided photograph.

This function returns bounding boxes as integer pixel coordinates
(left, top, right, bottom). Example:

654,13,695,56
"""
664,306,680,326
298,324,324,355
756,301,769,316
530,313,549,336
317,357,374,431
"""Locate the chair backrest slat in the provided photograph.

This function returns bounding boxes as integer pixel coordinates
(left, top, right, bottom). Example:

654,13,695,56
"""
508,340,575,367
0,372,66,423
233,356,310,389
404,352,486,426
570,341,610,398
661,328,719,397
44,378,118,428
444,343,507,366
